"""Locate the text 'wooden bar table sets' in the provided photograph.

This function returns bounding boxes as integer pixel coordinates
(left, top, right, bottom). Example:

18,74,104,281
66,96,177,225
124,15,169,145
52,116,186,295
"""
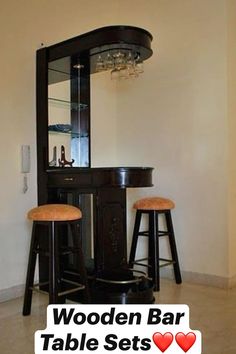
23,26,182,310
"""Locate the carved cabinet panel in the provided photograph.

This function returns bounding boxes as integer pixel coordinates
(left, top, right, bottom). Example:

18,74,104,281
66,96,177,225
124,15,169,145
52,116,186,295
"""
96,188,126,272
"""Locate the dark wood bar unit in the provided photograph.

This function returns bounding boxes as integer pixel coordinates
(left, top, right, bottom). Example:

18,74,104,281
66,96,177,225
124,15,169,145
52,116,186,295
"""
36,26,154,303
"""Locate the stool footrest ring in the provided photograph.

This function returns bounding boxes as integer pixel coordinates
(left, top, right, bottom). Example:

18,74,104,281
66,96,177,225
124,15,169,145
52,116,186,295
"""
96,269,149,285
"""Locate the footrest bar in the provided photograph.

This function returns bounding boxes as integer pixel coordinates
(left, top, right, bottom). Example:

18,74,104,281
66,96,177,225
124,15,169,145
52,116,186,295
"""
132,262,151,268
158,231,170,237
58,285,85,297
159,259,175,267
133,257,149,262
30,282,49,295
137,231,149,237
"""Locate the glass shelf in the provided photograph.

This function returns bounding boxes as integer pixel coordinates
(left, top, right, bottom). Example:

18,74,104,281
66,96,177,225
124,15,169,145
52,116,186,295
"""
48,130,88,139
48,67,73,84
48,97,88,111
48,66,82,85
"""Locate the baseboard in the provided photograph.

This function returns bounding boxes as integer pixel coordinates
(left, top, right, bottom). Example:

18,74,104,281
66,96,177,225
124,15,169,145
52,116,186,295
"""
1,271,236,303
161,269,236,289
228,274,236,288
0,284,24,303
180,270,229,289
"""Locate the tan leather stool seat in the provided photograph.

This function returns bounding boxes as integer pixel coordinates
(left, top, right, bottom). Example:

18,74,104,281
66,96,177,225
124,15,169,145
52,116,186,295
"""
27,204,82,221
133,197,175,211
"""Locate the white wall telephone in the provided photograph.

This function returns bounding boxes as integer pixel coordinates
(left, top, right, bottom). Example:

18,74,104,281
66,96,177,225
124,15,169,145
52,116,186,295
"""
21,145,30,193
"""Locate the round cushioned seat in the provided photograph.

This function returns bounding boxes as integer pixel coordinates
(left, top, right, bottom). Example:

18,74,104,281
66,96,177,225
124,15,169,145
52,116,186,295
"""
133,197,175,211
27,204,82,221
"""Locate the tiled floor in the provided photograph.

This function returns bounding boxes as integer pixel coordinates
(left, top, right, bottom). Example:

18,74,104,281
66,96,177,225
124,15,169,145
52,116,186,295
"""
0,279,235,353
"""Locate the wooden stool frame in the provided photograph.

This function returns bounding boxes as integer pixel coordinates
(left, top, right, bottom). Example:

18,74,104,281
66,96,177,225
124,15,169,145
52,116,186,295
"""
129,209,182,291
23,219,89,316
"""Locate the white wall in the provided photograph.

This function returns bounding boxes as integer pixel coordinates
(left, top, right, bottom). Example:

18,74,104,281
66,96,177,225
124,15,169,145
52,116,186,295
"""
227,0,236,280
91,72,117,166
0,0,235,297
115,0,229,280
0,0,120,295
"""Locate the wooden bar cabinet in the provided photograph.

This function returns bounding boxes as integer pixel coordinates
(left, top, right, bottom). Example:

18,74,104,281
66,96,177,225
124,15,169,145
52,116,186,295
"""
36,26,154,303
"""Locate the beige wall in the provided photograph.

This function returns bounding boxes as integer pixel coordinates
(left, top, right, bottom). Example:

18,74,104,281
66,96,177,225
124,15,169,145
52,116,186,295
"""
227,0,236,279
0,0,120,293
0,0,235,296
91,72,118,166
116,0,229,279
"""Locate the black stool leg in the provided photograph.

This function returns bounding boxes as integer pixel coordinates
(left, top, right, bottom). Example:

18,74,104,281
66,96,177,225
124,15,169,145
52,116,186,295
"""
165,211,182,284
149,211,160,291
129,210,142,267
70,222,90,303
23,222,39,316
49,221,59,304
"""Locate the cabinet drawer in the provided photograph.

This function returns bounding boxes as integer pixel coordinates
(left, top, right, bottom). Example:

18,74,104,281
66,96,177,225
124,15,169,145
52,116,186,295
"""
47,172,92,187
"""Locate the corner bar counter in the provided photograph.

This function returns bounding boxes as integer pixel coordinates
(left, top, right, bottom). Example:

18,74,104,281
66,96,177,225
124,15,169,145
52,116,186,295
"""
47,166,153,188
36,26,154,303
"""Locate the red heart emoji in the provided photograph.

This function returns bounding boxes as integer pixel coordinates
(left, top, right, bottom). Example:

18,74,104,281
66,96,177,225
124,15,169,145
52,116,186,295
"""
175,332,196,352
152,332,174,352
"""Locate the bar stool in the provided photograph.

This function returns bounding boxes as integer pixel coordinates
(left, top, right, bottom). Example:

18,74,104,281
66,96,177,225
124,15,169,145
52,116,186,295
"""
23,204,89,316
129,197,182,291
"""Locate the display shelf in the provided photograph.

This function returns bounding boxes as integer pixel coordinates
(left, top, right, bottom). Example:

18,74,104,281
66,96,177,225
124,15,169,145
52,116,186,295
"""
48,97,88,111
48,130,89,139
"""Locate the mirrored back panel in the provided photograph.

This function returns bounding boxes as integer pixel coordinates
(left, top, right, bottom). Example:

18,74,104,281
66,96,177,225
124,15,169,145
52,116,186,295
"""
48,57,90,167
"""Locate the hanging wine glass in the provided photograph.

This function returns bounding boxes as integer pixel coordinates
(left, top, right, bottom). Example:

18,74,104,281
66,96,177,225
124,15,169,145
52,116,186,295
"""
134,53,144,75
95,54,105,72
135,61,144,74
104,53,114,70
126,51,139,78
126,52,134,68
113,51,126,70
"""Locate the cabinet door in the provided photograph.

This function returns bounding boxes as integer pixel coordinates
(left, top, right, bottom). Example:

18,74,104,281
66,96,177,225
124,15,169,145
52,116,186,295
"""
96,188,127,272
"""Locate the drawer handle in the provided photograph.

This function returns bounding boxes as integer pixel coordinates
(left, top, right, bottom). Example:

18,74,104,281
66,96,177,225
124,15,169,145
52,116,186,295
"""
64,177,74,181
